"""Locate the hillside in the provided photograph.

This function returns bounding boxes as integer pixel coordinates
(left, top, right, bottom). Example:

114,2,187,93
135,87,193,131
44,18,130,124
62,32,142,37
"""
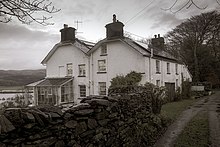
0,69,46,86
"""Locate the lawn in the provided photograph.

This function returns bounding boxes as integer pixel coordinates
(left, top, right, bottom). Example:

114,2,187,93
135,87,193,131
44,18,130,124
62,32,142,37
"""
161,99,198,122
173,111,210,147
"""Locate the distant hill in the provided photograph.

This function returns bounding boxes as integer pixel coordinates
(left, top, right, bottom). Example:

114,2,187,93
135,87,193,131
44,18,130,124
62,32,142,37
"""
0,69,46,86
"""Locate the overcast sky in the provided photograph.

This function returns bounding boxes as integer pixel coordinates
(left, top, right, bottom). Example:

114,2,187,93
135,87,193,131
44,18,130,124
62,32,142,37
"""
0,0,219,70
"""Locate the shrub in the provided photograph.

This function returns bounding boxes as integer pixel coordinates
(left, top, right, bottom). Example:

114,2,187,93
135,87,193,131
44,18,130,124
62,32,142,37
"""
181,80,191,99
109,71,142,89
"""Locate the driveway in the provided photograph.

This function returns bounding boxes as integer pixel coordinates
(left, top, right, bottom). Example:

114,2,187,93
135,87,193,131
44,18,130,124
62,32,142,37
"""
154,91,220,147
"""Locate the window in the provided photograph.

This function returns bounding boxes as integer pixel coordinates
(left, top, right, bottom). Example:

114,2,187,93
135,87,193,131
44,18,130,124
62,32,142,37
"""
67,63,73,76
101,44,107,55
175,64,178,75
79,85,86,97
79,64,86,76
99,82,106,95
156,80,160,87
48,87,52,95
98,60,106,72
156,60,160,73
167,62,170,74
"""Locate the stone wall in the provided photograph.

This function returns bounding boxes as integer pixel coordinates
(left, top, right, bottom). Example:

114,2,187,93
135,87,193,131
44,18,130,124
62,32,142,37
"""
0,95,166,147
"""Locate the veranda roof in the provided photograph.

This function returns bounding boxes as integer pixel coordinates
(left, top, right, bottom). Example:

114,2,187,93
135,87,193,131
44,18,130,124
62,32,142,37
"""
36,77,73,87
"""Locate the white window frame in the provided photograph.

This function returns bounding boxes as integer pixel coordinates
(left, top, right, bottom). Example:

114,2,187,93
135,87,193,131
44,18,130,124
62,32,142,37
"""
79,64,86,77
67,63,73,76
167,62,170,74
99,82,106,95
175,64,178,75
101,44,107,55
98,60,106,72
79,85,86,97
156,60,160,73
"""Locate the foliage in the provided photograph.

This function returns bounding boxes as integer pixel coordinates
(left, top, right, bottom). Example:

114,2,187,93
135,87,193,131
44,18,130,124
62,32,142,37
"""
174,111,210,147
181,80,191,99
0,0,60,25
166,10,220,84
174,87,182,101
109,71,142,88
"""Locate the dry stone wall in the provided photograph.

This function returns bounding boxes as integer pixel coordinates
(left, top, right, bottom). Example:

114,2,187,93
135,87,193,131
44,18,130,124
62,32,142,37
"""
0,95,165,147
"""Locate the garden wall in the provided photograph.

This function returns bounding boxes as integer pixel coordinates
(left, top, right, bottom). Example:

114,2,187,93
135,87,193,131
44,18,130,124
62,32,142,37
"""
0,94,165,147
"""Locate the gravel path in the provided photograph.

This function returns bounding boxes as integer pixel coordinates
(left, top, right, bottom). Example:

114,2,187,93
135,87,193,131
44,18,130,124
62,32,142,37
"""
154,91,220,147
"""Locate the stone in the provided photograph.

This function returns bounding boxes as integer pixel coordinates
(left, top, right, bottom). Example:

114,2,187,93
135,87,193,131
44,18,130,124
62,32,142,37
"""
24,112,35,122
87,119,98,129
80,129,95,138
93,133,104,142
63,112,72,119
67,103,91,113
0,115,15,134
108,112,118,118
65,120,77,129
11,138,25,145
106,137,115,146
95,111,108,120
74,109,94,116
55,140,65,147
98,119,110,126
76,121,87,134
23,123,36,129
49,112,61,118
91,99,110,106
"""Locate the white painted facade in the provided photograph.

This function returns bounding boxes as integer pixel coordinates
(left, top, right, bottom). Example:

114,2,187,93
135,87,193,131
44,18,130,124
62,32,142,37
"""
31,16,192,105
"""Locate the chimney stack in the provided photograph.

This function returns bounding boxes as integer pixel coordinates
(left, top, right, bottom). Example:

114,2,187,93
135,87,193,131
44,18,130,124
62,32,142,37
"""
105,14,124,40
60,24,76,42
151,34,165,49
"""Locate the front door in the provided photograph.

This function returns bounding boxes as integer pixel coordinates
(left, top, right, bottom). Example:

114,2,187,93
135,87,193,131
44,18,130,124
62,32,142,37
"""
165,82,175,101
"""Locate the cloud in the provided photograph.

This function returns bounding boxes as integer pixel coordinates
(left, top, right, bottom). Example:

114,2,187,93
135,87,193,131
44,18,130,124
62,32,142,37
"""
0,23,59,70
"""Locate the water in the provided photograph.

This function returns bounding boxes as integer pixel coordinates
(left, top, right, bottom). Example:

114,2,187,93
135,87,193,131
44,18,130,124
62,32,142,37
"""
0,93,24,103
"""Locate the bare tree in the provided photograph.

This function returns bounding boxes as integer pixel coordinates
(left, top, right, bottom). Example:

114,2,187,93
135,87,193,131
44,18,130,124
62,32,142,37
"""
163,0,220,13
166,11,220,82
0,0,60,25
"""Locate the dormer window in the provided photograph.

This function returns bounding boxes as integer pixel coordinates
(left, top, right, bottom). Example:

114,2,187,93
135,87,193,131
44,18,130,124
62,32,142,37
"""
101,44,107,55
67,63,73,76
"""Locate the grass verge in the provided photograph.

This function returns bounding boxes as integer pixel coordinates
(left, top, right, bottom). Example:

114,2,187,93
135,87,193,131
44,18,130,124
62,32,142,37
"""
161,99,198,122
173,111,210,147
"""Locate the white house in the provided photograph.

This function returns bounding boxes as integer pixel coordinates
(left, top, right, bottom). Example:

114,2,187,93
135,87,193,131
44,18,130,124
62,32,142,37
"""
28,15,192,106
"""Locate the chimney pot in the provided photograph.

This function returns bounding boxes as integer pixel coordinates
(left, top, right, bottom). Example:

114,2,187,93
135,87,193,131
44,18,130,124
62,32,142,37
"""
154,35,157,38
113,14,116,23
64,24,68,28
158,34,160,38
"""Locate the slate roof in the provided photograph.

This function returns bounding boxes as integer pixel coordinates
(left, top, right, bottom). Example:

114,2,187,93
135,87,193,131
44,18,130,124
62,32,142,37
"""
41,39,94,64
36,77,73,87
88,37,178,62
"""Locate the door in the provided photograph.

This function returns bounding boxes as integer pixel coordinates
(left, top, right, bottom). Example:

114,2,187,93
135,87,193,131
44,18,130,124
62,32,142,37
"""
165,82,175,101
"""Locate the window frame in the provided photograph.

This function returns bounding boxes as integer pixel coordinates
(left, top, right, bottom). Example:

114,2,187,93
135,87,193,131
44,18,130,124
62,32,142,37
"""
98,82,106,96
79,85,86,97
175,63,178,75
100,44,107,56
66,63,73,76
98,60,106,73
78,64,86,77
156,60,160,74
167,62,171,74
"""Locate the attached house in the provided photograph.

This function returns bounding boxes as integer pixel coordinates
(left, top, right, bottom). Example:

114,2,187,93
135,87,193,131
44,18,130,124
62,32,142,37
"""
27,15,192,106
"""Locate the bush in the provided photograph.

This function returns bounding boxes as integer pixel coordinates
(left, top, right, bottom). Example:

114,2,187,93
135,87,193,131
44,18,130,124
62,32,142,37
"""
109,71,142,89
181,80,191,99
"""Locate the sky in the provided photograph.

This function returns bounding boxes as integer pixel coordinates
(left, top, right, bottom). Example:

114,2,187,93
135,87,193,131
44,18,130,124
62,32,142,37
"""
0,0,219,70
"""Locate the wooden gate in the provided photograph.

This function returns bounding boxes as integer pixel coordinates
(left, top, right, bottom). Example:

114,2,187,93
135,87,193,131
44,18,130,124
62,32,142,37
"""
165,82,175,101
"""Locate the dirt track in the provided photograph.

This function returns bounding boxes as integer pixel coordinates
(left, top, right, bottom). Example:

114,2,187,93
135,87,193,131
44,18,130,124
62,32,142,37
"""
154,91,220,147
